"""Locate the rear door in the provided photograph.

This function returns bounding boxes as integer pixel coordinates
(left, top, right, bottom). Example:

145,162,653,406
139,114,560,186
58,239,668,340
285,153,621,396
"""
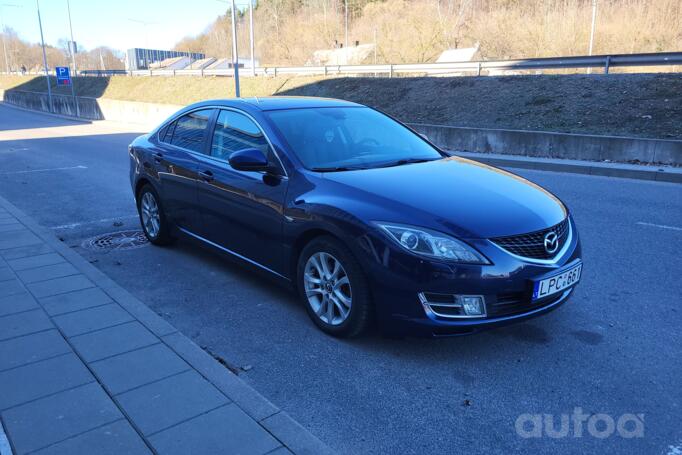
154,108,215,233
195,109,289,274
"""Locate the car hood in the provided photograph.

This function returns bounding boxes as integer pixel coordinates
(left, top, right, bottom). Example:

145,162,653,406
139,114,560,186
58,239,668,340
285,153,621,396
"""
319,156,567,239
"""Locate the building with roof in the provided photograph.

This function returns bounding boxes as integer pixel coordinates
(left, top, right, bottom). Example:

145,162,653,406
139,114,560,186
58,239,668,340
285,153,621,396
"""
435,43,480,64
308,44,376,66
125,48,205,70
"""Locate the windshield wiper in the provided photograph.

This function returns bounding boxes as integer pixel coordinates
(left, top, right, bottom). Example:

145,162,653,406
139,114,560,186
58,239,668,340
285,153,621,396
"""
372,157,439,169
310,165,366,172
311,158,438,172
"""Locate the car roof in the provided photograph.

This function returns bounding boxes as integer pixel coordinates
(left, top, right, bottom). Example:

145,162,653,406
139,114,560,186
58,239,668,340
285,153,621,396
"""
189,96,364,112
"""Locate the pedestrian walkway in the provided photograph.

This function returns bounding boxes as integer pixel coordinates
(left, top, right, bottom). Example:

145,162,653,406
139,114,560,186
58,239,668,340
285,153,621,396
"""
0,196,331,455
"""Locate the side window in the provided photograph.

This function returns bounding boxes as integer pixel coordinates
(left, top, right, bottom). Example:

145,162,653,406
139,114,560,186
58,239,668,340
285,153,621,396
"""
169,109,214,153
211,110,273,162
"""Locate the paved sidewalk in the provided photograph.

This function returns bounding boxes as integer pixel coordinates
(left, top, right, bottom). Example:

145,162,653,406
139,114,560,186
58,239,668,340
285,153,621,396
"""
0,196,332,455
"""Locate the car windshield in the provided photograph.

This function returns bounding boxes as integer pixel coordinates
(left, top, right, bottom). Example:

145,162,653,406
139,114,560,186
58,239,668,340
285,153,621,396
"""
265,107,443,171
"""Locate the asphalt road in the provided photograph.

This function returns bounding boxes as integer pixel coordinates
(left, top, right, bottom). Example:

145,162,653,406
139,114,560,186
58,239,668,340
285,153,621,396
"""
1,104,680,455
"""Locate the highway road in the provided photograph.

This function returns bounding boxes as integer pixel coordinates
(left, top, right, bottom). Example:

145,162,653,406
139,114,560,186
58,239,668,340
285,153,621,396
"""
1,104,681,454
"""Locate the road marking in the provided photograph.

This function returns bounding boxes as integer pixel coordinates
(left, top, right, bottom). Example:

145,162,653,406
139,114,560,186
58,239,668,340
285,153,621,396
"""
0,165,87,175
636,222,682,232
51,215,138,230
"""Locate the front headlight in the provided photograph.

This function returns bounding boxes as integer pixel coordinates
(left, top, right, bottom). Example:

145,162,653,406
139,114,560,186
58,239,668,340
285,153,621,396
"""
375,222,490,264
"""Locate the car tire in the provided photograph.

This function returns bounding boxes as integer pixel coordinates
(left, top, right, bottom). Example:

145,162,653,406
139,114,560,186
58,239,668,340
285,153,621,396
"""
297,236,373,338
137,184,174,246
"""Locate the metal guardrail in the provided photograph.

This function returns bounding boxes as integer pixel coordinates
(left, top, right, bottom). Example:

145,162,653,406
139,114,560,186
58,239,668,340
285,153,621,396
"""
66,51,682,78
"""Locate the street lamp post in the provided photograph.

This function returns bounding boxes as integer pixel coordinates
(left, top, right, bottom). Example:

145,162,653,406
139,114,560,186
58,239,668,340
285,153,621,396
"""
230,0,240,97
587,0,597,74
216,0,242,96
249,0,255,77
66,0,77,73
66,0,79,117
36,0,53,112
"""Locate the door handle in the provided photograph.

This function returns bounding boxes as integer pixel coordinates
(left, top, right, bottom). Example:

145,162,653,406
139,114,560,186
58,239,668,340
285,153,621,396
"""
199,170,214,182
153,152,163,163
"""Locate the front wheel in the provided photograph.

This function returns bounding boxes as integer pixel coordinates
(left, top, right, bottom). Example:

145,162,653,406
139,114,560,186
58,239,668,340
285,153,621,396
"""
297,236,373,337
137,184,173,245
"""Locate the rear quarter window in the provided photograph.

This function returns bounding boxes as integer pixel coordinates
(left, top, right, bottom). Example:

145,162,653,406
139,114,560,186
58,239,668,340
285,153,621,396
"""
162,109,214,153
158,123,174,143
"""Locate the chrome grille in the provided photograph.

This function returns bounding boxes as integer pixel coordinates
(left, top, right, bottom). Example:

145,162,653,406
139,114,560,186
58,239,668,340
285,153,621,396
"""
491,218,569,260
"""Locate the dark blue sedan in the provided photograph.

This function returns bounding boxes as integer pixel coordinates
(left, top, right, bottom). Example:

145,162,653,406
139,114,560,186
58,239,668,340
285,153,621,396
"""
129,97,582,337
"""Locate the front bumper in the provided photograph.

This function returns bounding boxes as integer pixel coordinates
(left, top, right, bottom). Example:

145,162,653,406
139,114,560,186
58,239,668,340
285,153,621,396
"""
355,217,582,337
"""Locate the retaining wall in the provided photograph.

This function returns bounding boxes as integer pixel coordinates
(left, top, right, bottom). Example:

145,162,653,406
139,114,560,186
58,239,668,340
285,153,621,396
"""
1,89,181,128
2,89,680,165
408,123,682,166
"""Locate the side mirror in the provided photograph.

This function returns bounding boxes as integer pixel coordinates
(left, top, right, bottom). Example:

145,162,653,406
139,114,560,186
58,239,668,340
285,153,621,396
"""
228,148,269,172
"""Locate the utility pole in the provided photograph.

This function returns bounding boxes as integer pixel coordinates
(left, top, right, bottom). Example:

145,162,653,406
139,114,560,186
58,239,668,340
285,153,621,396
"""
587,0,597,74
249,0,255,76
66,0,79,116
36,0,53,112
230,0,240,96
217,0,241,96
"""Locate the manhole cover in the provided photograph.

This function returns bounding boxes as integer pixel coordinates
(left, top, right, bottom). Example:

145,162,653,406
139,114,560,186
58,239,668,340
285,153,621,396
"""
82,230,148,252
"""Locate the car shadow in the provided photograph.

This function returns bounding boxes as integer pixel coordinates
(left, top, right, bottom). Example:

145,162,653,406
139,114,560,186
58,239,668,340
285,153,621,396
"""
170,232,570,363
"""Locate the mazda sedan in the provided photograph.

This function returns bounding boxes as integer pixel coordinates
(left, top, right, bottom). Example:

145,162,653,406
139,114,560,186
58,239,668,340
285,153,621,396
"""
129,97,582,337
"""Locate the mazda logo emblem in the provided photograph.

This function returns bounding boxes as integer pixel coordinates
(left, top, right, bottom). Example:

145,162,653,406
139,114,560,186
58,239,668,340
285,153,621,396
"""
544,231,559,254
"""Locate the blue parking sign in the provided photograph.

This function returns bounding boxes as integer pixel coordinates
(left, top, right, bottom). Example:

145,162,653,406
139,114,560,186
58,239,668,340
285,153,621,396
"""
56,66,71,85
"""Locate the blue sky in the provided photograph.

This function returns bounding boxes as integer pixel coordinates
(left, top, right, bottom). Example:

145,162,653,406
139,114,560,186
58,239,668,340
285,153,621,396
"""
1,0,248,52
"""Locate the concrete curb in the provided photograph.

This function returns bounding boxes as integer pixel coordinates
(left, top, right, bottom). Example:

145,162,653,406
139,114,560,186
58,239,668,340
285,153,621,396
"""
0,195,334,455
455,151,682,183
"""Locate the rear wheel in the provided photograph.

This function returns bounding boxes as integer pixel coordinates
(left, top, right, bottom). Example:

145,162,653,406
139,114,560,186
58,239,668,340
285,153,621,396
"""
137,184,173,245
297,236,372,337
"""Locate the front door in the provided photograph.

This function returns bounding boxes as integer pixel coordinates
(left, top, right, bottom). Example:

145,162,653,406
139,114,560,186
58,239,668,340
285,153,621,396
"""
196,109,288,275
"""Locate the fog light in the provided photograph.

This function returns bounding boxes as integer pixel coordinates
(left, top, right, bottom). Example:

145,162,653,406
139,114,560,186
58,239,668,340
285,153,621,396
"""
459,295,485,316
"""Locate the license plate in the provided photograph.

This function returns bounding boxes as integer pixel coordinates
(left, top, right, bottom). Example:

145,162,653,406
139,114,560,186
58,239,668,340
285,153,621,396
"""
532,263,582,301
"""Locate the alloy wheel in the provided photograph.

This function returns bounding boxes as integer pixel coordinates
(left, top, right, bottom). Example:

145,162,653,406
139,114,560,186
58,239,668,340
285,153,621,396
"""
304,252,352,326
140,191,161,238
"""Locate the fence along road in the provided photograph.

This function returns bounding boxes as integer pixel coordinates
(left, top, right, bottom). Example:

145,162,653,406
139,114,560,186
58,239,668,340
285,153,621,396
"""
70,51,682,78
